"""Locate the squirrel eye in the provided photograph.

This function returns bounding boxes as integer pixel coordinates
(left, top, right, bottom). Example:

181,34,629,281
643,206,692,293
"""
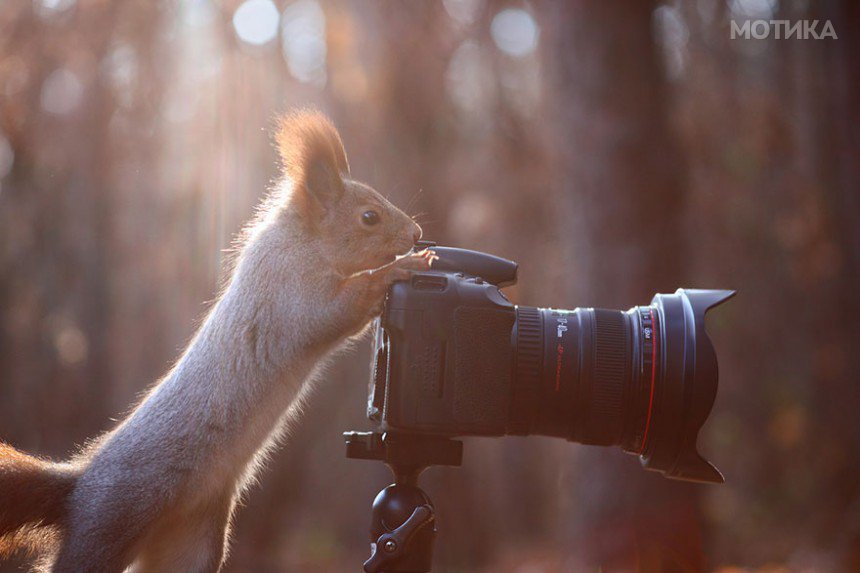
361,210,380,226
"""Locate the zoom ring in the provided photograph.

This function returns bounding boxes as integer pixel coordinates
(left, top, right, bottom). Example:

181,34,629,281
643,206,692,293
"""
586,309,629,446
509,307,543,435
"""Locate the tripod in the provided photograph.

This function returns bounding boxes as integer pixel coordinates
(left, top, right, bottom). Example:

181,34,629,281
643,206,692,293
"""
344,431,463,573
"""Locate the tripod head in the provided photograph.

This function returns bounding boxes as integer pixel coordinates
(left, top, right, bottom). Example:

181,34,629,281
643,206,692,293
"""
344,431,463,573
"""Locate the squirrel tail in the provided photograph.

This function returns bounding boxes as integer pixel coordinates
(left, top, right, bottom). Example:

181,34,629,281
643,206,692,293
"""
0,442,77,557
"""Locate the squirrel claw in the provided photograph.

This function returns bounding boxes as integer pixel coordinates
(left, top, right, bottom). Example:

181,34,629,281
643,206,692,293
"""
392,250,434,273
374,251,432,288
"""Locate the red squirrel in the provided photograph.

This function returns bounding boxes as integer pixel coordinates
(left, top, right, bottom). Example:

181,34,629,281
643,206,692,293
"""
0,110,434,572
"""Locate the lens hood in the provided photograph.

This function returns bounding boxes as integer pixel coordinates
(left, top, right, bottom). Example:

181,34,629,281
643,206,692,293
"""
640,289,735,483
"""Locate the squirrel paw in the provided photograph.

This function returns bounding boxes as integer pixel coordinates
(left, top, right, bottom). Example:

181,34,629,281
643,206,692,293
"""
384,249,437,282
341,250,438,330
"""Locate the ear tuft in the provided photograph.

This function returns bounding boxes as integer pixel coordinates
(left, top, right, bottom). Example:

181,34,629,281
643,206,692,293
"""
276,109,350,214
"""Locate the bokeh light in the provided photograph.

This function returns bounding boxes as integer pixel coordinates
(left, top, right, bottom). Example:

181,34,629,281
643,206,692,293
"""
40,67,83,115
281,0,327,86
0,132,13,180
103,44,138,108
490,8,539,58
442,0,483,27
182,0,216,29
33,0,76,18
653,4,689,80
232,0,280,46
446,41,494,119
729,0,779,19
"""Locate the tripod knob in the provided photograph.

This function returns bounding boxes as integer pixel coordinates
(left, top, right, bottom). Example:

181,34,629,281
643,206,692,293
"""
364,484,436,573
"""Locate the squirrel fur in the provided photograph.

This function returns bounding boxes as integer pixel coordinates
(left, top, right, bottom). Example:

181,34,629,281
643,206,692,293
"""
0,109,430,572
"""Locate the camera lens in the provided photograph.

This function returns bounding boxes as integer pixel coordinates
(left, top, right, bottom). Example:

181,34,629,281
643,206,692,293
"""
508,289,734,483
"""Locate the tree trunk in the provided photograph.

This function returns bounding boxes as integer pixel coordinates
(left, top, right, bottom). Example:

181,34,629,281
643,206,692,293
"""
547,1,704,570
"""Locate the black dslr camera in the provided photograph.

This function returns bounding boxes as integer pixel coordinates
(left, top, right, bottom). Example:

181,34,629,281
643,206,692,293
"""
345,244,734,572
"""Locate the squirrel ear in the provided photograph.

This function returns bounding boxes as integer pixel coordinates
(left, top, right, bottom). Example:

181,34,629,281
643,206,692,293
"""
275,109,350,219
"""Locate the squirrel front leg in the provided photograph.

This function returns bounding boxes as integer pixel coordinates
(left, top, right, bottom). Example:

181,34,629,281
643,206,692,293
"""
334,249,436,335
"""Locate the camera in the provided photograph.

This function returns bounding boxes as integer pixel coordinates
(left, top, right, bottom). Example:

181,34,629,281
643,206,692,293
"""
366,243,734,484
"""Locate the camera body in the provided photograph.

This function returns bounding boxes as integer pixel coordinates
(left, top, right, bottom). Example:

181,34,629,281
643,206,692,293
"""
369,246,519,437
367,244,734,483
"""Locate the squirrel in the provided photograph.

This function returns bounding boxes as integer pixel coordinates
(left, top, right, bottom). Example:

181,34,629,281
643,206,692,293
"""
0,109,434,572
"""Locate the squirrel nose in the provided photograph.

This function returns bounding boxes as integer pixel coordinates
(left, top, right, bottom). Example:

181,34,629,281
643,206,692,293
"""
412,223,423,244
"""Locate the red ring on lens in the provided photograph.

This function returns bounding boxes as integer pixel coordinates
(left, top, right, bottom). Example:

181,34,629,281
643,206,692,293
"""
638,308,658,455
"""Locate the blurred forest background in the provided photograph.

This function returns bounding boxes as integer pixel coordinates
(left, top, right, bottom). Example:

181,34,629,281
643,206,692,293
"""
1,0,858,571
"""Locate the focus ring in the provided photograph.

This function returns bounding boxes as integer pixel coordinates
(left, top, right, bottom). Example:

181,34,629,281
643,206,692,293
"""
509,306,542,435
586,309,629,445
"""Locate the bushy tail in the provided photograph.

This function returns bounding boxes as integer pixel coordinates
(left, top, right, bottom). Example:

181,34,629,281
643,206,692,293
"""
0,442,77,558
